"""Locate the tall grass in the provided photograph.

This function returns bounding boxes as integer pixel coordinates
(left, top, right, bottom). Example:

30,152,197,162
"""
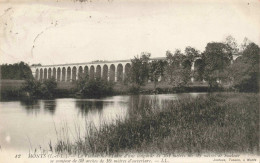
54,93,259,155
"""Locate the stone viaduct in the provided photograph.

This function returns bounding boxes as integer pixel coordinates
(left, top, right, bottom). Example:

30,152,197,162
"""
30,57,201,82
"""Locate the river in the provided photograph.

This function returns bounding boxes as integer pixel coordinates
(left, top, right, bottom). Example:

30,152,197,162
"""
0,93,205,152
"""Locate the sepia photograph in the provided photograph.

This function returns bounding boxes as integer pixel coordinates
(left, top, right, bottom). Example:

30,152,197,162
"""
0,0,259,162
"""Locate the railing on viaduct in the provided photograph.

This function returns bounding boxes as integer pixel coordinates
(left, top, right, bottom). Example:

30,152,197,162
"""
30,57,202,82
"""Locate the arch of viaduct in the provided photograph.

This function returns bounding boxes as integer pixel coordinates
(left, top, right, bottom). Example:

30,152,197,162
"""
30,57,202,83
31,59,133,82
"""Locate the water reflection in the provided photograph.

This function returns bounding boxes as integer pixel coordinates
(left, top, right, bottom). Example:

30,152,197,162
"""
19,99,57,114
75,100,104,116
127,95,164,118
43,100,57,114
20,99,40,114
127,93,206,118
0,93,207,151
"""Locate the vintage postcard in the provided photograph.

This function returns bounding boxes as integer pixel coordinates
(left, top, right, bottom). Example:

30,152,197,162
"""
0,0,259,163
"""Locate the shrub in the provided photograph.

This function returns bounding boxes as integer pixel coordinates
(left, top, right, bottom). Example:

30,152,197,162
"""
81,78,113,98
22,78,57,98
42,77,57,98
128,83,140,94
22,79,42,97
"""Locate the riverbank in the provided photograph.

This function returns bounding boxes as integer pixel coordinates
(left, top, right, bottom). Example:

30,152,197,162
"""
113,82,211,95
0,79,217,100
53,93,259,155
0,80,76,100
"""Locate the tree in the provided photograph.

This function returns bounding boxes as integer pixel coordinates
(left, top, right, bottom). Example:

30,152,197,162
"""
165,50,181,82
130,52,151,85
42,77,57,98
0,62,33,80
165,50,190,87
193,58,205,81
224,35,239,55
183,46,205,82
80,78,113,97
240,37,251,52
229,43,259,92
202,42,233,89
149,60,167,90
185,46,200,61
76,70,89,91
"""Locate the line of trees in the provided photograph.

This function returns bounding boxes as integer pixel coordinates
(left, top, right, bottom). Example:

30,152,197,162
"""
128,36,259,92
127,48,201,91
0,62,33,80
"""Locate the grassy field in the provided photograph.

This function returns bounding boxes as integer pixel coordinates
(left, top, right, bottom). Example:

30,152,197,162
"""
53,93,259,155
0,80,76,100
0,80,71,99
0,79,75,90
0,80,26,100
0,79,25,90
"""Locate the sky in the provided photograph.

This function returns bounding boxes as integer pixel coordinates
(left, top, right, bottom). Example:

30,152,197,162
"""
0,0,260,65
